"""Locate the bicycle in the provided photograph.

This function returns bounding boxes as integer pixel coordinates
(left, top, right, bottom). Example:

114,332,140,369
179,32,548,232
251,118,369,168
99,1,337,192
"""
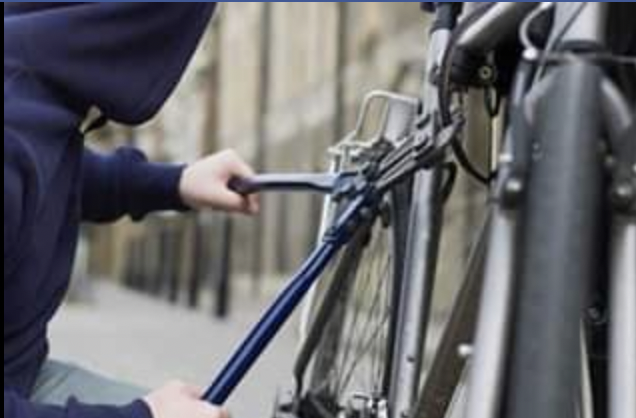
201,3,635,418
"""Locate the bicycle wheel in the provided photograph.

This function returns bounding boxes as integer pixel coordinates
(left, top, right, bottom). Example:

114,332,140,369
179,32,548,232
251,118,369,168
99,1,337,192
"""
505,62,607,418
289,184,411,418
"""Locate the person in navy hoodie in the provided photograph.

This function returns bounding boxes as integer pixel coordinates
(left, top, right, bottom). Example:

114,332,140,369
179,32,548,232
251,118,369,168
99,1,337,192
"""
5,3,257,418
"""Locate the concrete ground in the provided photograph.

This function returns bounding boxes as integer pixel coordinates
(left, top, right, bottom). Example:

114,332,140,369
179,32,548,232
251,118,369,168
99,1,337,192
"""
49,280,300,418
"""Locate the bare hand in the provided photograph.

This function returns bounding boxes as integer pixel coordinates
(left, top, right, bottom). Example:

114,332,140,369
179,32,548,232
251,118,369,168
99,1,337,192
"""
144,381,229,418
179,149,259,215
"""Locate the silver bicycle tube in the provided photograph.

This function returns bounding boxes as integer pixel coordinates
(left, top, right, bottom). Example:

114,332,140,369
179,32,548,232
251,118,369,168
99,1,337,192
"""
388,21,452,418
597,17,634,418
413,216,491,418
610,217,636,418
462,207,517,418
555,2,607,45
457,2,539,53
462,46,539,418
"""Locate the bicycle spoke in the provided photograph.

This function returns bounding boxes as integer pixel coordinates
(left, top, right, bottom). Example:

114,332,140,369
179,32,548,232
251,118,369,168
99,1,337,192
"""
331,234,382,394
335,223,393,399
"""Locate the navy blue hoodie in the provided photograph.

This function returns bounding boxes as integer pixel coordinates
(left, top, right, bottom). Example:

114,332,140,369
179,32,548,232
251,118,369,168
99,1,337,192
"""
4,3,216,418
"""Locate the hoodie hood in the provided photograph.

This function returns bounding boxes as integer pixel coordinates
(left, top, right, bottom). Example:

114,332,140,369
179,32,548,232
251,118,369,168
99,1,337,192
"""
4,2,216,125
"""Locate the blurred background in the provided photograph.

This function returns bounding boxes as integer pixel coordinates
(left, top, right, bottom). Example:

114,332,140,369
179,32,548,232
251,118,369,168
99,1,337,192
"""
52,3,489,417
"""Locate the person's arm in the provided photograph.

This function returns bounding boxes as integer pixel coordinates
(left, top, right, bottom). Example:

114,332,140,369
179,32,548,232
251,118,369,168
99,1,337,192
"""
82,147,259,223
81,147,188,223
4,390,150,418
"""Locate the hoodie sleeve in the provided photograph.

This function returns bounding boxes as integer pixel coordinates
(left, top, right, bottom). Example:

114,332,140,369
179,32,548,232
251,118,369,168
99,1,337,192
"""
11,2,216,125
4,158,24,263
81,147,189,223
4,390,152,418
4,129,40,275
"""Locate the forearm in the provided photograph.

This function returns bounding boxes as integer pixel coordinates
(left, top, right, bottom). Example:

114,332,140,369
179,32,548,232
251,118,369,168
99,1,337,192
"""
81,147,189,223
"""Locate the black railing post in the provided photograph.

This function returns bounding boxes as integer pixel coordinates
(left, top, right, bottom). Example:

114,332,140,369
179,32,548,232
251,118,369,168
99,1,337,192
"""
188,216,206,309
215,215,234,318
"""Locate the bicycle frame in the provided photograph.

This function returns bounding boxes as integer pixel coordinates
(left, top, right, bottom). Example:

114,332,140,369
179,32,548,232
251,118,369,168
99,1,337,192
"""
460,4,636,418
388,6,456,418
202,5,635,418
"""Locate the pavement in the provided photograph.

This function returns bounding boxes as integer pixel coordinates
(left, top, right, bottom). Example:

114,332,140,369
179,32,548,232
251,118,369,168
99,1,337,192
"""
49,280,300,418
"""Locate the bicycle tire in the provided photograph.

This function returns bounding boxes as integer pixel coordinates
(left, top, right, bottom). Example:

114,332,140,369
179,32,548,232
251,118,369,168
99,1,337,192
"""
505,62,607,418
290,183,412,418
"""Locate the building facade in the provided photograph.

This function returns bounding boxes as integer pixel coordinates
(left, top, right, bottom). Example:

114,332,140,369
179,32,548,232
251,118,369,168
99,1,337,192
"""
88,3,488,313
